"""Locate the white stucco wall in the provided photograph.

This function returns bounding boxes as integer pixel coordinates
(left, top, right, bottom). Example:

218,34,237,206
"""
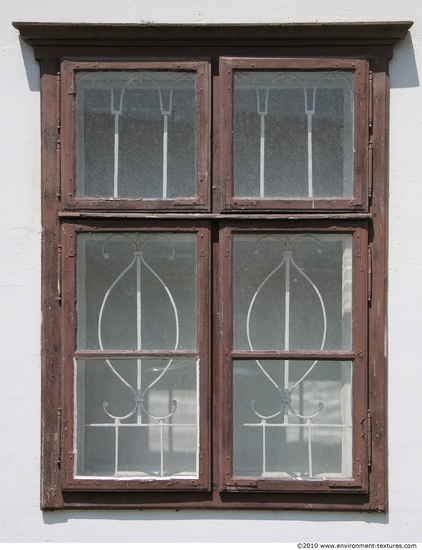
1,0,421,543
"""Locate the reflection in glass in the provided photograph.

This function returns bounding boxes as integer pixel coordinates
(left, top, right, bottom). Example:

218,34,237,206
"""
233,360,352,478
75,358,199,478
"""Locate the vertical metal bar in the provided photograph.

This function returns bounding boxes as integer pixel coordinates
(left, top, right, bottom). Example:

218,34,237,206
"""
262,420,267,476
159,88,173,199
114,421,119,476
284,253,291,354
260,114,266,197
136,253,142,350
256,88,269,198
307,419,313,478
136,253,142,424
160,420,164,477
284,252,291,424
305,85,316,198
113,113,120,198
162,114,168,199
307,112,313,197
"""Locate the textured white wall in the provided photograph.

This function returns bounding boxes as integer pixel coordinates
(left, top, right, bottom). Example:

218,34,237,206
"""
1,0,421,543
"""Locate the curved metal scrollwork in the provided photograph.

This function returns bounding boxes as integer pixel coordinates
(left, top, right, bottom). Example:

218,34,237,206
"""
246,234,326,422
98,233,179,423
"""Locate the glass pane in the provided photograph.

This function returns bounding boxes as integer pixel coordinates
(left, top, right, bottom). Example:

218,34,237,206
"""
233,360,352,479
77,233,197,351
75,358,199,478
233,233,352,351
76,71,196,199
234,72,353,198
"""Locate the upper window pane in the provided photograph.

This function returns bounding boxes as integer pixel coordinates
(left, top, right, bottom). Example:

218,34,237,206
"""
77,232,197,351
76,71,196,199
233,233,352,351
234,72,353,199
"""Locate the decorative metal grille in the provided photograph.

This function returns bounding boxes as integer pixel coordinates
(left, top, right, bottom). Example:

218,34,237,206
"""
234,71,354,199
76,71,196,199
233,234,353,479
75,233,199,479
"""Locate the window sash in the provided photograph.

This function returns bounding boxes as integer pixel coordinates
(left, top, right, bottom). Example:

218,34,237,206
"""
60,221,211,491
219,57,369,212
218,222,368,492
61,60,211,212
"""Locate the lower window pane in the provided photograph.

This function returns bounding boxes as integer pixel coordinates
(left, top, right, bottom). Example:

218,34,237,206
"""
233,360,352,479
75,358,199,479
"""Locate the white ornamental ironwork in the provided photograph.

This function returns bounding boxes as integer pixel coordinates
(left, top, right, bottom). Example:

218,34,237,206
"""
78,234,198,479
241,234,351,478
78,72,191,199
236,72,353,198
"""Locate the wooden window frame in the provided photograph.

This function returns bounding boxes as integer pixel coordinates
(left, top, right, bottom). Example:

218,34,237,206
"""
61,220,212,492
61,59,211,212
13,21,413,511
219,57,369,212
219,221,368,494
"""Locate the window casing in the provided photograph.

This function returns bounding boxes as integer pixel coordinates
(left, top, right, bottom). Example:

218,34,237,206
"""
14,21,412,511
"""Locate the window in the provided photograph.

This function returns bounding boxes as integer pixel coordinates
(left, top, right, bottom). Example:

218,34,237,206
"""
14,21,412,510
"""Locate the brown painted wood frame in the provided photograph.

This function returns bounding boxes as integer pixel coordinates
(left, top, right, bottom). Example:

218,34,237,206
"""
61,59,211,212
12,21,413,511
219,57,369,212
218,221,368,493
60,219,211,492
